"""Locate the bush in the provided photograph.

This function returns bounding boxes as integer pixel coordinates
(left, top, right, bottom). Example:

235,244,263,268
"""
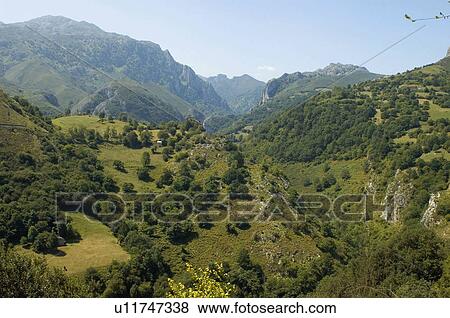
113,160,126,172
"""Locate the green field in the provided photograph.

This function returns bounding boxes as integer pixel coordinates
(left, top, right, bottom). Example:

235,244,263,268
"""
21,213,129,274
394,134,417,144
53,115,128,133
420,149,450,162
282,159,367,195
0,99,44,155
428,102,450,121
155,222,319,278
99,144,170,192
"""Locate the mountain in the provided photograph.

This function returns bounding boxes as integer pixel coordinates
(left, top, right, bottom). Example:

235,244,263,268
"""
259,63,382,107
0,16,231,121
205,74,265,113
205,63,383,132
248,56,449,163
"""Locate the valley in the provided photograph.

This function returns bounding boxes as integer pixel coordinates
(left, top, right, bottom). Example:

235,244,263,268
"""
0,14,449,299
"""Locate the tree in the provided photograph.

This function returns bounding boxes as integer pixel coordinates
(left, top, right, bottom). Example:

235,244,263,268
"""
157,169,173,188
231,250,265,297
179,162,192,178
341,169,351,180
32,231,58,253
162,147,173,162
142,152,151,167
137,167,151,182
122,183,135,193
140,131,153,147
113,160,126,172
0,244,84,297
172,176,192,192
166,221,195,243
123,131,141,149
27,226,38,242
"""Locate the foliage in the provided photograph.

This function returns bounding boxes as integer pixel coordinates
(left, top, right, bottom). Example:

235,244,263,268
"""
167,263,234,298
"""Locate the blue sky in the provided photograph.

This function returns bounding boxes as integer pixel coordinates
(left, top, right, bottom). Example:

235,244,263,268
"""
0,0,448,81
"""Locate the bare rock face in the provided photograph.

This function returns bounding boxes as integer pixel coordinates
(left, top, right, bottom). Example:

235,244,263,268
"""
0,16,231,118
421,193,441,227
382,170,413,223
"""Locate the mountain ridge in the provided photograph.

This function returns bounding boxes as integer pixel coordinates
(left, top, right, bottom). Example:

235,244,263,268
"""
0,16,231,121
206,73,265,113
205,62,382,132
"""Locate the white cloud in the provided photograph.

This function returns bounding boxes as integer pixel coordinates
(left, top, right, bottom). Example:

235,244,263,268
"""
257,65,276,72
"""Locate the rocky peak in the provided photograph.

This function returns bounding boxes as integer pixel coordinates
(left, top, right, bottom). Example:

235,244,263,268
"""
22,15,103,35
310,63,368,77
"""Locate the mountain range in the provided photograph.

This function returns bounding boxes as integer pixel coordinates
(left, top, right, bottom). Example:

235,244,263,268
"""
0,16,386,126
0,16,231,122
205,63,383,132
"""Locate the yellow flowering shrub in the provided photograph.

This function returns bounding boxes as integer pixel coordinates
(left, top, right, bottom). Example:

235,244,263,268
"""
167,263,234,298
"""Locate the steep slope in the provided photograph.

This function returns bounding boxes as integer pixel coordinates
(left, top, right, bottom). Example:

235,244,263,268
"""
205,63,382,132
206,74,265,113
247,55,449,219
72,81,189,123
260,63,382,105
0,16,231,119
248,58,448,163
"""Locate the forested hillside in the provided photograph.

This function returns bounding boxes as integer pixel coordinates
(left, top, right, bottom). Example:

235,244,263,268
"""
1,56,449,297
249,57,449,163
0,21,449,297
206,63,382,132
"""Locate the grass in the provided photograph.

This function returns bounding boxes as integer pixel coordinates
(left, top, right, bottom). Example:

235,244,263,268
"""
0,99,44,156
156,222,319,278
420,64,445,75
420,149,450,162
374,109,382,125
394,134,417,144
428,102,450,121
53,115,128,133
99,144,169,192
21,213,129,275
282,159,367,195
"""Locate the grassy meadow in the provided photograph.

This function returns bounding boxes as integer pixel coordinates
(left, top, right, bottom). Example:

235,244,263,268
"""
21,213,129,275
53,115,128,133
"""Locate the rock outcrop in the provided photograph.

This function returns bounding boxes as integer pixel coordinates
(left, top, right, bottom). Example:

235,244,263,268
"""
421,193,441,227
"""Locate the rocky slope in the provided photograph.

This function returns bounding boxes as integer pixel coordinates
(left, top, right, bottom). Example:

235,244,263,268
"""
0,16,231,120
259,63,382,105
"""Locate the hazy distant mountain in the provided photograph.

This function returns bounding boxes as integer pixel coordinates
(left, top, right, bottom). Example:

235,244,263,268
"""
0,16,231,122
206,74,265,113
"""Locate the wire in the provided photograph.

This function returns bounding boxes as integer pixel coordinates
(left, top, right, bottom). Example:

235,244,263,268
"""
24,25,181,122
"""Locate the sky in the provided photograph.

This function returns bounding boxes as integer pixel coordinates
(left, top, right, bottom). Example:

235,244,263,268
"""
0,0,448,81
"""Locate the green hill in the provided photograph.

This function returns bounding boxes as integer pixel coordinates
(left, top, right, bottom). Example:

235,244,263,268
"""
0,88,127,276
206,63,382,132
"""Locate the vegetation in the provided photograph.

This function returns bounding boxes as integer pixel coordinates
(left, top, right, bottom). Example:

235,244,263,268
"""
0,54,449,299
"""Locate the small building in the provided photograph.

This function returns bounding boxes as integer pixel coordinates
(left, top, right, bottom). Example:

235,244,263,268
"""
156,140,163,146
